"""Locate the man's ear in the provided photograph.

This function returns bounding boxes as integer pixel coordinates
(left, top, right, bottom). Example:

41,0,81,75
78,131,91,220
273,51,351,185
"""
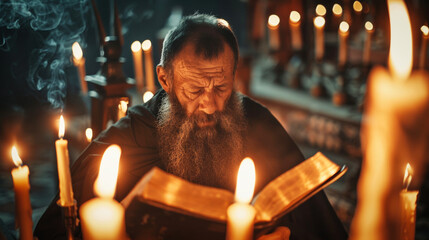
157,65,171,93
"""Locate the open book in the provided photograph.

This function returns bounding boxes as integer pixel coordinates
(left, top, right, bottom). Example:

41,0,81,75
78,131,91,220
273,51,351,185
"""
121,152,347,240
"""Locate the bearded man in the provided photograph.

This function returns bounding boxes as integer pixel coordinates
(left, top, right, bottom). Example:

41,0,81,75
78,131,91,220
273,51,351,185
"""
35,14,347,240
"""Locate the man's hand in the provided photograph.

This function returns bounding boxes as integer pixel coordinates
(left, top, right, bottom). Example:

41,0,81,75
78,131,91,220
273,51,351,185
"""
257,226,291,240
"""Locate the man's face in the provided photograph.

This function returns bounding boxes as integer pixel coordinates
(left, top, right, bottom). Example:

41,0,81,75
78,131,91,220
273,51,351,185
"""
168,42,235,128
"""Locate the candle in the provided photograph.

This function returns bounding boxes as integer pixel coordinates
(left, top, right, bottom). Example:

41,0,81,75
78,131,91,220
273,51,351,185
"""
400,163,418,240
80,145,128,240
143,90,154,103
363,21,374,66
289,11,302,51
142,40,156,93
315,4,326,16
131,41,144,93
55,115,74,206
85,128,93,143
314,16,325,61
267,14,280,51
72,42,87,94
117,99,128,120
338,21,350,67
419,25,429,69
11,146,33,240
226,158,256,240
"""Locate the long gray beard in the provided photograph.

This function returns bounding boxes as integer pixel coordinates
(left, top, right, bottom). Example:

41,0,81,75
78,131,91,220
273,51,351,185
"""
157,92,247,190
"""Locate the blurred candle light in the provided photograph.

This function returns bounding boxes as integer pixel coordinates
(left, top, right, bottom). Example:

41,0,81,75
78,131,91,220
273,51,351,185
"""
80,145,128,240
332,3,343,17
11,146,33,240
314,16,325,61
143,91,154,103
85,128,93,143
315,4,327,16
363,21,374,65
400,163,418,240
338,21,350,67
142,40,156,93
131,41,144,93
72,42,87,93
289,11,302,51
226,158,256,240
353,1,363,13
267,14,280,51
117,99,129,120
419,25,429,69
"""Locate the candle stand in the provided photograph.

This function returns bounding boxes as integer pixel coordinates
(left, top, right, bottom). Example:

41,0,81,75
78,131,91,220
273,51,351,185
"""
57,200,78,240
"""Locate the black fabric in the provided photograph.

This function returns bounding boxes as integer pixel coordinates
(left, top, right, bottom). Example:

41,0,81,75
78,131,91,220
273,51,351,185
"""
34,90,348,240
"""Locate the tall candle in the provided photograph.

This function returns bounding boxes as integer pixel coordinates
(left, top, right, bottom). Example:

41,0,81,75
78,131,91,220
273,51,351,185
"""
363,21,374,66
11,146,33,240
80,145,128,240
131,41,144,92
55,115,74,206
338,21,350,67
400,163,418,240
226,158,256,240
289,11,302,51
72,42,87,94
419,25,429,69
267,14,280,51
332,3,343,29
142,40,156,93
314,16,325,61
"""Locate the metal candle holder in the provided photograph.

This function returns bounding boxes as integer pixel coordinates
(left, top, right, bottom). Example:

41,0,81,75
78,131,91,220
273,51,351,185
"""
57,200,78,240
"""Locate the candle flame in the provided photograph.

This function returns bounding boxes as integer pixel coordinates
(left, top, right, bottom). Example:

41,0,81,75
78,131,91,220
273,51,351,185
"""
387,0,412,81
353,1,363,13
118,100,128,115
85,128,93,142
421,25,429,36
11,146,23,167
403,163,413,190
234,157,256,204
315,4,326,16
218,18,230,28
314,16,325,28
131,41,141,52
339,21,349,33
268,14,280,28
365,21,374,31
94,144,122,198
72,42,83,60
59,115,65,139
289,11,300,23
143,91,154,103
142,40,152,51
332,3,343,16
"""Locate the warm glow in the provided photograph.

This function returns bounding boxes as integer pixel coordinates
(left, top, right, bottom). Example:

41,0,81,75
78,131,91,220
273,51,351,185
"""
118,100,128,115
403,163,413,190
142,40,152,51
143,91,154,103
289,11,301,23
85,128,93,142
353,1,363,12
339,21,350,33
218,18,230,27
131,41,141,52
59,115,65,139
72,42,83,60
387,0,413,81
11,146,23,167
365,21,374,31
332,3,343,16
315,4,327,16
234,157,256,204
421,25,429,36
94,145,122,198
268,14,280,28
314,16,325,28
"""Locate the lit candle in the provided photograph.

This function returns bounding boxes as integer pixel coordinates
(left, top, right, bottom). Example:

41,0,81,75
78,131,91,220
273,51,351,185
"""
80,145,128,240
419,25,429,69
117,99,128,120
289,11,302,51
315,4,327,16
353,1,363,14
72,42,87,94
267,14,280,51
142,40,156,93
400,163,418,240
11,146,33,240
131,41,144,93
363,21,374,66
314,16,325,61
338,21,350,67
332,3,343,18
143,90,154,103
85,128,93,143
55,115,74,206
226,158,256,240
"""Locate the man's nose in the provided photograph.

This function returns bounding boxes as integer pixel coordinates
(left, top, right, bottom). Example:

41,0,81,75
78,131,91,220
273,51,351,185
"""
199,90,217,115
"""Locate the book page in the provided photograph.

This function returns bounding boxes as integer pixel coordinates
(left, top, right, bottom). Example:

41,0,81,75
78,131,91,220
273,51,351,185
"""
253,152,342,222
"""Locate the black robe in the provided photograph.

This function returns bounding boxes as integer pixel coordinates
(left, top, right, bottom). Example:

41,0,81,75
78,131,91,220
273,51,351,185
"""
35,90,348,240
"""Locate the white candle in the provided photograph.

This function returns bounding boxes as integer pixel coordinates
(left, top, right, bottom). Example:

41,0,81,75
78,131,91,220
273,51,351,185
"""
142,40,156,93
80,145,128,240
72,42,87,94
338,21,350,67
11,146,33,240
289,11,302,51
267,14,280,51
314,16,325,61
131,41,144,93
55,115,74,206
363,21,374,66
226,158,256,240
419,25,429,69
